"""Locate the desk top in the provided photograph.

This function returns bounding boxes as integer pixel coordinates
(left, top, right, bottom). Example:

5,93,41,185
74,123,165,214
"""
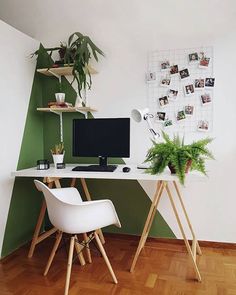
11,164,205,183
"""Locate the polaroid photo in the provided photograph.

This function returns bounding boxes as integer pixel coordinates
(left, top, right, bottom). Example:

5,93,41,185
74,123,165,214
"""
189,52,199,63
194,78,205,90
179,68,190,80
199,52,205,60
200,57,210,68
164,119,173,128
199,52,210,68
168,89,178,101
156,112,166,122
160,60,170,71
198,120,209,132
184,105,194,116
170,65,179,75
177,110,186,121
205,78,215,88
184,84,195,96
158,96,169,108
201,93,212,105
160,76,171,87
146,71,157,82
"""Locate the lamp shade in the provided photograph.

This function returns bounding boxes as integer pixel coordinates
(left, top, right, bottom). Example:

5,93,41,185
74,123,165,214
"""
131,108,149,122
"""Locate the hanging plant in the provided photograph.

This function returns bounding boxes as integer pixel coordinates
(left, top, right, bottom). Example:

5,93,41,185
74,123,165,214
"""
32,32,104,98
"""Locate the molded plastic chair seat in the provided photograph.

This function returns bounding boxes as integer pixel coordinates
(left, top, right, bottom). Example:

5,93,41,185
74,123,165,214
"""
34,180,121,295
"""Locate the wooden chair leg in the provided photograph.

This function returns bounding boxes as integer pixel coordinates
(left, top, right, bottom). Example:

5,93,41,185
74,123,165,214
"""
97,229,105,244
94,232,118,284
83,233,92,263
64,236,75,295
44,231,63,276
74,236,86,266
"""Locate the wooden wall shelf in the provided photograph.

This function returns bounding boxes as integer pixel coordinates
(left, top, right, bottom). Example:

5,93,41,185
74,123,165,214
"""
36,65,98,142
37,65,98,77
37,107,97,142
37,107,97,113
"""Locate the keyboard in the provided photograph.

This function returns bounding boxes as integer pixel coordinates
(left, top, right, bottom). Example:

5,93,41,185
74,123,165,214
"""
72,165,117,172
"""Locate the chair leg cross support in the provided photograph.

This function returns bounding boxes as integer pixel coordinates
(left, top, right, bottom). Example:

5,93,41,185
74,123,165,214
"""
130,180,202,282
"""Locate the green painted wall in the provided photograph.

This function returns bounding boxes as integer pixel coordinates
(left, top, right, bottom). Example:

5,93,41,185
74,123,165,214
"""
1,46,46,257
1,46,175,258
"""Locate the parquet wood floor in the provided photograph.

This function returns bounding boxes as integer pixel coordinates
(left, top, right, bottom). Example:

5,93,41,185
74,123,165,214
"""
1,234,236,295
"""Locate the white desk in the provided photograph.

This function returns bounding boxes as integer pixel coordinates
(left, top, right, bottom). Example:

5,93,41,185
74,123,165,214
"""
12,164,203,281
11,164,204,181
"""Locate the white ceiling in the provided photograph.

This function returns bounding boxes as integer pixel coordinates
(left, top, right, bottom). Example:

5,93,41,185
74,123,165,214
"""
0,0,235,46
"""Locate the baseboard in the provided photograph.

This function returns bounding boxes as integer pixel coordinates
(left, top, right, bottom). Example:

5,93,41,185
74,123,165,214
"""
104,232,236,250
1,231,236,262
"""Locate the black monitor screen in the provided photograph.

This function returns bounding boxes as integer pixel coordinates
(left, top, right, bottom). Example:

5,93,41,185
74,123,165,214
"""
73,118,130,158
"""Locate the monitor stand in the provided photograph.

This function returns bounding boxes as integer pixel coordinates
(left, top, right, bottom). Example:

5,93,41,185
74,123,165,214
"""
72,156,117,172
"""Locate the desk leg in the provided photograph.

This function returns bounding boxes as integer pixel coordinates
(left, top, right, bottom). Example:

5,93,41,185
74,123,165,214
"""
28,179,62,258
28,181,57,258
130,181,165,272
28,199,47,258
173,181,202,256
80,178,105,244
165,182,201,282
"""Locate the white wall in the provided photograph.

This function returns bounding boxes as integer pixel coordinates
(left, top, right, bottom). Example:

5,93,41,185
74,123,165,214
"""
0,20,39,254
0,0,236,242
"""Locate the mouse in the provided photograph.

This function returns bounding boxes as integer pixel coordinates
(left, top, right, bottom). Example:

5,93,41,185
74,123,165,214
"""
122,166,131,173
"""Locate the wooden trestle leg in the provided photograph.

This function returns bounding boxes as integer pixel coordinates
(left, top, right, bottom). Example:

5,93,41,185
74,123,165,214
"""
130,180,202,282
28,180,57,258
130,181,165,272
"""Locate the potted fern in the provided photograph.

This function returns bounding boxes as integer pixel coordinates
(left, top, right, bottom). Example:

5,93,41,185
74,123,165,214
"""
51,143,65,168
145,132,214,185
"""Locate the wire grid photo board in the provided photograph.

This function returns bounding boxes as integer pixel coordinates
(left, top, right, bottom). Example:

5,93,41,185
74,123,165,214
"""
147,46,214,134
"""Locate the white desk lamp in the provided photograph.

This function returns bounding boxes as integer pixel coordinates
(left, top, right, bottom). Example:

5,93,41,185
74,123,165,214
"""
131,108,160,141
131,108,160,168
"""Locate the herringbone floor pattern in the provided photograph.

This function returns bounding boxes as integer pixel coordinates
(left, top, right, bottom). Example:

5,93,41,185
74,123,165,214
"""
1,234,236,295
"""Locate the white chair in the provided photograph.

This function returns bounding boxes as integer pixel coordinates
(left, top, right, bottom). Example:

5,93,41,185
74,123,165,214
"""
34,180,121,295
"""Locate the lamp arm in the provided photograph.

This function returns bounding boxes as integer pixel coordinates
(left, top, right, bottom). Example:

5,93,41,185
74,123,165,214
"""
144,116,160,141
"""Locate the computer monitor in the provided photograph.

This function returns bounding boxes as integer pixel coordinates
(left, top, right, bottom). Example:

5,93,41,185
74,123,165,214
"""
72,118,130,169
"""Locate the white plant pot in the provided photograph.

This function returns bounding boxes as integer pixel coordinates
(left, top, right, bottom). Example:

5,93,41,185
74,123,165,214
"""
52,153,64,168
55,93,65,103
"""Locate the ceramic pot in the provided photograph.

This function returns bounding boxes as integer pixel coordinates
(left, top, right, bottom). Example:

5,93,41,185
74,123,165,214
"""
168,160,192,174
52,153,64,168
55,93,65,103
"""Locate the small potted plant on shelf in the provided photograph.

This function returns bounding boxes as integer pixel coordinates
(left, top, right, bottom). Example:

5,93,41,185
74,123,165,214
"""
145,131,214,185
55,81,65,103
51,142,65,168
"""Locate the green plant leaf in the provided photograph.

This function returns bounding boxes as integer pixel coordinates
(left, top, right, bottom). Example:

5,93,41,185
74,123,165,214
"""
145,133,214,185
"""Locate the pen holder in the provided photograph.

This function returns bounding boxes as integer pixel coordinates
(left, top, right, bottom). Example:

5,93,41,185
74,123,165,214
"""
52,153,65,168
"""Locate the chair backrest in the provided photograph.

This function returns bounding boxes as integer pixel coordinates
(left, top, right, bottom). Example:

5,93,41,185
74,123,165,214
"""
34,180,121,234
